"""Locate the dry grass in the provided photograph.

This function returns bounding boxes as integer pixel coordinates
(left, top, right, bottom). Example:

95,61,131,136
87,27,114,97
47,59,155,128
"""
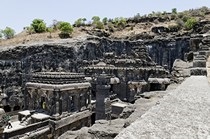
110,21,173,39
0,27,88,46
0,31,59,46
1,11,210,46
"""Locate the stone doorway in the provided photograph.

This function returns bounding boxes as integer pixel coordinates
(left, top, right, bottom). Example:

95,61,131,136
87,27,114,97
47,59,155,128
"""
3,105,11,112
13,105,20,111
40,96,47,110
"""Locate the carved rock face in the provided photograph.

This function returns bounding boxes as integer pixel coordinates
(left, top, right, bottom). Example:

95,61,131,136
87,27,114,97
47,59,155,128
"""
0,36,191,110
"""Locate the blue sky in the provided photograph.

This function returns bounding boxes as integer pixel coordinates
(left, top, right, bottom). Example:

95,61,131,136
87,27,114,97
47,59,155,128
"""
1,0,210,33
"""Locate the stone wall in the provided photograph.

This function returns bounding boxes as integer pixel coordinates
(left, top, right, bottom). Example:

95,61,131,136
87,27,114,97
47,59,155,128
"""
0,36,191,111
145,37,190,70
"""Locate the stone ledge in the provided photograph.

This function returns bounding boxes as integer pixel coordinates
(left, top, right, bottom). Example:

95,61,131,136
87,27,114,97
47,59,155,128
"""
190,68,207,76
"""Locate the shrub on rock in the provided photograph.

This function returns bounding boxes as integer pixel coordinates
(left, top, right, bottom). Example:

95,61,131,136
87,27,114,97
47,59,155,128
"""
1,27,15,39
30,19,47,33
74,18,86,27
58,22,73,38
184,17,198,30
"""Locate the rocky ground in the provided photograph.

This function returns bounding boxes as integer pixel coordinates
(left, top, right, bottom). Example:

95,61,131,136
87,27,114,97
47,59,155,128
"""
116,76,210,139
59,83,179,139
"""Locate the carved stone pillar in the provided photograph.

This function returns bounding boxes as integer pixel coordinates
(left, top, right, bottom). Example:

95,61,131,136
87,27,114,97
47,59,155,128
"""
58,90,62,115
23,88,27,110
34,89,38,109
88,91,91,105
68,96,72,112
79,93,84,108
78,94,82,111
27,88,34,110
52,89,57,115
73,94,79,112
85,92,88,107
56,101,59,114
62,93,68,113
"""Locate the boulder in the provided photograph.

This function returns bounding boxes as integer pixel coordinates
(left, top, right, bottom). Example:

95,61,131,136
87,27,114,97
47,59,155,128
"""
172,59,192,78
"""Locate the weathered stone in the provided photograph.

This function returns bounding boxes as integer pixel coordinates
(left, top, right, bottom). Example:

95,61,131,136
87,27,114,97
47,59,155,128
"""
190,68,207,75
145,37,190,70
151,26,169,33
193,60,206,67
116,76,210,139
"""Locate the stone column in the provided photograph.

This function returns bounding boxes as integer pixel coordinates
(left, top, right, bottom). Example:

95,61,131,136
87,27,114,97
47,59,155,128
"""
88,91,91,105
85,92,88,107
28,88,35,110
68,96,72,112
23,88,27,110
52,89,57,115
58,90,62,115
78,94,81,112
66,96,69,112
73,94,79,112
95,73,111,120
56,101,59,114
34,89,38,109
80,93,84,109
62,94,68,112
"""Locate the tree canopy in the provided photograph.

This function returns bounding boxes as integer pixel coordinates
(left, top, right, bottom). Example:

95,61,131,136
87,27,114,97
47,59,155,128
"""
30,19,47,33
1,27,15,39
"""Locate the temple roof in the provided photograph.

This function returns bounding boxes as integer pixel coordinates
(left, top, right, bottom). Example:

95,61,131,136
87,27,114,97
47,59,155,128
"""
26,82,91,91
29,72,86,84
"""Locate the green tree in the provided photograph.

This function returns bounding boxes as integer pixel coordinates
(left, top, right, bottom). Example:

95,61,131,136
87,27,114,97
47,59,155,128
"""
172,8,177,14
91,16,105,29
182,15,190,22
184,17,198,30
26,26,35,34
92,16,100,24
58,22,73,38
30,19,47,33
1,27,15,39
74,18,86,27
0,31,2,39
107,22,114,32
102,17,108,25
162,11,167,15
95,21,104,29
113,17,127,29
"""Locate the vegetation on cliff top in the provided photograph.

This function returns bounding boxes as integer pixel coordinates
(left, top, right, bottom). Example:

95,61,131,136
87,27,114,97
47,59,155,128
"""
0,6,209,45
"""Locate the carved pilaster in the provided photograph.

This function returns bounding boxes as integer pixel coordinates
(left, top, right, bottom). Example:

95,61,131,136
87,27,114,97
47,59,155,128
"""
68,96,72,112
58,90,62,115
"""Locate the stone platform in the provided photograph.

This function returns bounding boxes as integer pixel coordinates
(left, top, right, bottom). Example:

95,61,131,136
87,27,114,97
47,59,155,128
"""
116,76,210,139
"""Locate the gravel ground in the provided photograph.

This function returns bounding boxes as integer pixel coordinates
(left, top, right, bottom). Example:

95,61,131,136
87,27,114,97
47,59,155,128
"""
116,76,210,139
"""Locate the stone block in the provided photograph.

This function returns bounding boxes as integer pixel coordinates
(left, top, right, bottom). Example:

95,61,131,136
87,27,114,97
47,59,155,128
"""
190,68,207,76
193,60,206,67
199,51,207,56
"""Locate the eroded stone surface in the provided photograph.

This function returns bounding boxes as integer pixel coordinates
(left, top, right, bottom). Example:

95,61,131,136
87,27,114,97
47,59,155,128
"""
116,76,210,139
59,89,169,139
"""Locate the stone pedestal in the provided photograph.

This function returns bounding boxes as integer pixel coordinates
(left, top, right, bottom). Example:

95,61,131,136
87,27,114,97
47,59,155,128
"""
95,73,111,120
